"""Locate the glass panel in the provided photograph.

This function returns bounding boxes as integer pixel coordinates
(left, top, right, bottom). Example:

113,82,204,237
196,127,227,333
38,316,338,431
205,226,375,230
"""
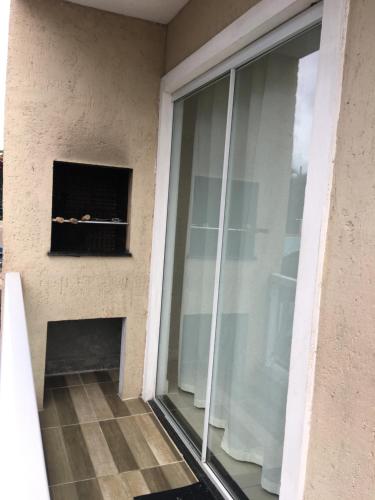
156,75,230,450
206,26,321,499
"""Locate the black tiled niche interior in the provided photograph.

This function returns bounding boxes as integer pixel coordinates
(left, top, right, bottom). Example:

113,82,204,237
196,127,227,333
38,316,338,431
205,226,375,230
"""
45,318,123,374
50,161,132,256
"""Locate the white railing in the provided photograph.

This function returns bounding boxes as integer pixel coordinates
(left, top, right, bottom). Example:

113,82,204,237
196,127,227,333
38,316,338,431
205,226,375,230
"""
0,273,50,500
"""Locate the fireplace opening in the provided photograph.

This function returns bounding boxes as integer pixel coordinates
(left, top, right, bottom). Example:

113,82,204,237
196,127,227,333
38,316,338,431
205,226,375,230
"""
45,318,124,376
50,161,132,256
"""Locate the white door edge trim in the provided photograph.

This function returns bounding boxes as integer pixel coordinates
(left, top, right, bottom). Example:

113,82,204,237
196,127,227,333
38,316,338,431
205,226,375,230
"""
201,69,236,464
280,1,350,498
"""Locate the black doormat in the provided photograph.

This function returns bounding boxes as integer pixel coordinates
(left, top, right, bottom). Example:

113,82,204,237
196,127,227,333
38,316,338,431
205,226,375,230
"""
134,482,216,499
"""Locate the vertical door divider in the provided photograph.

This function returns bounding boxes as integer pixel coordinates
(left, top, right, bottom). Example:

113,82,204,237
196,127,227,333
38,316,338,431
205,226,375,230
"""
201,68,236,463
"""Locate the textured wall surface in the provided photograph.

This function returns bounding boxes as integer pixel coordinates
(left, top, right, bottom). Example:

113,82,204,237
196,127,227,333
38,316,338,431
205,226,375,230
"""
304,1,375,499
4,0,165,406
165,0,261,71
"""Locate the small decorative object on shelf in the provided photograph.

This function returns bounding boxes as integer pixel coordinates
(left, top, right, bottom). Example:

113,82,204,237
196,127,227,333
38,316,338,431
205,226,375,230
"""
81,214,91,221
51,217,128,225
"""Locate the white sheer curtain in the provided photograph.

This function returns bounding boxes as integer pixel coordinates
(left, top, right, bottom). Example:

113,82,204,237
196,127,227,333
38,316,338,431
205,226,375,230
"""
176,45,319,496
178,79,227,409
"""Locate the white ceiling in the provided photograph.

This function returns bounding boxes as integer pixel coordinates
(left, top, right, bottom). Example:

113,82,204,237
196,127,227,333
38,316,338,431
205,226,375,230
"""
66,0,190,24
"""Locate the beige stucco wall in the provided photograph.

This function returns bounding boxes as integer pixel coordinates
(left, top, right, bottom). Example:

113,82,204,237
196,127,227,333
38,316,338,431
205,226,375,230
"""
304,1,375,499
165,0,261,71
4,0,165,407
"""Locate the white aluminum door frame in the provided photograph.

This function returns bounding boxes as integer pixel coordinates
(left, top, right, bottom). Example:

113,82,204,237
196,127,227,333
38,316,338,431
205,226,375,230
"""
143,1,350,498
200,68,236,464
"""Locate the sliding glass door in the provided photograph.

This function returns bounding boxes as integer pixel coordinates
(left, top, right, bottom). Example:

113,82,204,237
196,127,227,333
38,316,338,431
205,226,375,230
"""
156,74,230,447
156,23,321,500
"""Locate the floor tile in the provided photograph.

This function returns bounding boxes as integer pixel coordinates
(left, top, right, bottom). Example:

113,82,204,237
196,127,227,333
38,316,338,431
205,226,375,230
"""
80,371,112,384
125,398,152,416
117,416,158,469
120,470,150,497
142,466,170,493
97,381,118,394
69,385,96,423
45,375,68,390
50,482,80,500
137,413,181,465
57,478,104,500
45,374,81,389
85,383,114,420
53,387,79,426
104,393,131,418
98,475,130,500
66,373,83,386
92,371,113,383
39,389,60,428
97,383,130,418
160,462,197,489
41,371,193,499
85,381,131,418
99,419,138,472
75,478,104,500
81,422,118,477
42,427,73,485
62,424,96,481
139,463,196,494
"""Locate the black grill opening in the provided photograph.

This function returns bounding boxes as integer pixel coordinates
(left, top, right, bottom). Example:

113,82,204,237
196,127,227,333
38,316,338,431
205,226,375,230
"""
50,161,132,256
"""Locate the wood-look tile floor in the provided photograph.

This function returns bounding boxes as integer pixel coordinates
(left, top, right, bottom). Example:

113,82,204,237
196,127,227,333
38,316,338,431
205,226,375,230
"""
39,370,197,499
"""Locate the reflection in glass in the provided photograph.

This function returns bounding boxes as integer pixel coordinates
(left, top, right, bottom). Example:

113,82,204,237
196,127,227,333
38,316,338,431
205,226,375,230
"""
206,27,321,499
156,75,230,449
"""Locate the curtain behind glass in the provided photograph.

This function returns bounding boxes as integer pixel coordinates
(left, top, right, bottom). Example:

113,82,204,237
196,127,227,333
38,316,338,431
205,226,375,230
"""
207,27,321,498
